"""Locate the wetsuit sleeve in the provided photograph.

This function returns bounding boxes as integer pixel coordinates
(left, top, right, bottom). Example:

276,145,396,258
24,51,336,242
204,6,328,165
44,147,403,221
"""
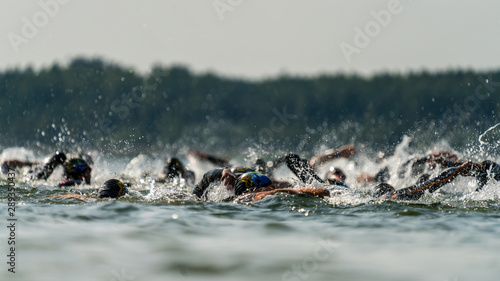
392,166,464,200
36,152,67,180
271,154,323,184
192,168,224,198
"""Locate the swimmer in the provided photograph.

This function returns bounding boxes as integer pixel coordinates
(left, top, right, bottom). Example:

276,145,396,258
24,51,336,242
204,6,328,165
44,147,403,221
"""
97,179,129,198
51,179,129,201
268,153,347,188
2,151,91,186
397,151,462,179
35,151,92,186
324,168,349,188
192,167,271,199
360,151,462,185
192,167,330,202
373,160,499,200
268,154,324,184
156,157,195,184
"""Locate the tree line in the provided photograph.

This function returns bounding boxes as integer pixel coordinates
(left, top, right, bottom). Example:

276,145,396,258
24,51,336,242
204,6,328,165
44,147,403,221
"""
1,57,499,155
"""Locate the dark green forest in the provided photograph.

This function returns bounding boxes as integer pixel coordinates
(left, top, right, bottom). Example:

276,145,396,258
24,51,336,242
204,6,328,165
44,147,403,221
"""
1,58,499,155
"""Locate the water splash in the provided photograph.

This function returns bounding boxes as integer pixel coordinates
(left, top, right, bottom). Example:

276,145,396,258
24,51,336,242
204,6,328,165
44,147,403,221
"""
478,122,500,157
478,122,500,145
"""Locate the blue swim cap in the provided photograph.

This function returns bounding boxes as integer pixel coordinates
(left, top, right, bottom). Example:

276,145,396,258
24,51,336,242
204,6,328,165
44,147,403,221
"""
235,172,272,195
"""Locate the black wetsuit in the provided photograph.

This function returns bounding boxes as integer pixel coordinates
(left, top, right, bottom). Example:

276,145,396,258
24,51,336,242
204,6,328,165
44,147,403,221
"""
36,152,67,180
268,154,324,184
192,168,225,198
476,160,500,191
36,152,91,187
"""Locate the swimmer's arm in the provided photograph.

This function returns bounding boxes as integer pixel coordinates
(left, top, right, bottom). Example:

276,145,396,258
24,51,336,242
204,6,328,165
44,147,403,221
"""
310,145,356,169
293,186,330,198
48,194,97,202
192,168,224,198
188,150,229,167
397,161,479,197
2,160,38,169
253,189,300,201
253,186,330,201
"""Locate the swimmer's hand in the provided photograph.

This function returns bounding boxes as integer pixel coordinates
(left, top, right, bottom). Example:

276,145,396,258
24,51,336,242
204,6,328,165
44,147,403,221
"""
221,168,236,191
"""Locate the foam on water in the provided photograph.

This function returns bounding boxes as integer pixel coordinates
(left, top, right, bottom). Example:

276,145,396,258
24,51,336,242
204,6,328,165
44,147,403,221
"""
2,129,500,281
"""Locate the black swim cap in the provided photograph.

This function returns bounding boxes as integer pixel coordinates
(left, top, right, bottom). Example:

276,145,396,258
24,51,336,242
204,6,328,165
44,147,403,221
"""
373,183,395,198
98,179,128,198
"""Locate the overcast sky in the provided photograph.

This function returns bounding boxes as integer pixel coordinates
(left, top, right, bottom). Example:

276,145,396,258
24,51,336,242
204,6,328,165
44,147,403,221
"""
1,0,500,79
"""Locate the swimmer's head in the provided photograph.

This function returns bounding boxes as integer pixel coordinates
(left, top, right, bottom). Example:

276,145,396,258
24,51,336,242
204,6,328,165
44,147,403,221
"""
234,172,272,195
325,168,346,183
64,158,91,183
98,179,128,199
373,183,395,198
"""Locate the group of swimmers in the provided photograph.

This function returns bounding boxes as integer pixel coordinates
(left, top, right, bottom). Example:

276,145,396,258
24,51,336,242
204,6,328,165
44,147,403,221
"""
1,145,499,203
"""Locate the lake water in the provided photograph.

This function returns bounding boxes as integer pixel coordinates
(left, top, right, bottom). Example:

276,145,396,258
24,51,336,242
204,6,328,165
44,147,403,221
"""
1,141,499,281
